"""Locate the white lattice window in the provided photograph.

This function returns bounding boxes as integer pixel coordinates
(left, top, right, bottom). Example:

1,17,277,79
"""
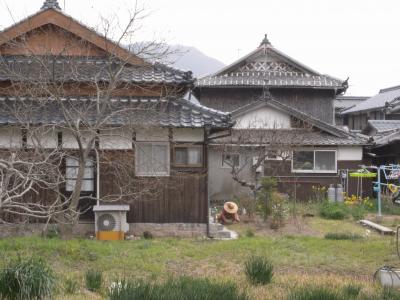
66,157,95,192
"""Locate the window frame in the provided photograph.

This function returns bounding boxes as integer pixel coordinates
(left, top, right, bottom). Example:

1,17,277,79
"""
221,153,240,168
291,149,337,174
173,144,204,168
135,141,170,177
65,156,95,192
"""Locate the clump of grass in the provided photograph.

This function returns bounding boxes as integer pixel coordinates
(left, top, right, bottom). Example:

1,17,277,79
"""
342,283,361,298
245,228,255,237
324,232,363,241
244,255,273,285
108,277,247,300
287,285,341,300
85,269,102,292
319,202,347,220
143,231,154,239
64,277,79,294
0,256,56,300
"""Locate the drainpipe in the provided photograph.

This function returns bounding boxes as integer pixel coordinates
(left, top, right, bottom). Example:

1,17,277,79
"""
205,127,211,238
95,148,100,206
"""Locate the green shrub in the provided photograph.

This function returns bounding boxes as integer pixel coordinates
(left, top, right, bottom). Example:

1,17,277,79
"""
270,193,289,229
348,205,366,221
143,231,154,239
85,269,102,292
319,202,347,220
244,256,273,285
64,277,79,294
287,285,342,300
0,256,56,300
245,229,255,237
324,232,363,241
108,277,247,300
256,177,278,219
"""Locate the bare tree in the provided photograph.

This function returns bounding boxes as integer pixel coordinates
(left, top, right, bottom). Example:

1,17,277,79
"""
0,2,192,224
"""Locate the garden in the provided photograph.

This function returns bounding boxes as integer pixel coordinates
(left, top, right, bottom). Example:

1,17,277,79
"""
2,178,400,299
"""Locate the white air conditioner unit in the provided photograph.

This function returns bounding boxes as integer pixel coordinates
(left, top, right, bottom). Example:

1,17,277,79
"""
252,157,263,173
93,205,130,241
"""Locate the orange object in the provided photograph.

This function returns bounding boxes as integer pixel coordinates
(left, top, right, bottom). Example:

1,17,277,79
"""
96,231,125,241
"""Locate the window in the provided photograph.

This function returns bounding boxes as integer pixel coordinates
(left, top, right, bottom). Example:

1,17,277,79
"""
136,142,169,176
222,153,240,168
292,150,336,173
174,145,203,167
66,157,95,192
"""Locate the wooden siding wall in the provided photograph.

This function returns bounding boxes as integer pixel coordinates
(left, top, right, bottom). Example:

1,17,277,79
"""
99,150,207,224
196,87,335,124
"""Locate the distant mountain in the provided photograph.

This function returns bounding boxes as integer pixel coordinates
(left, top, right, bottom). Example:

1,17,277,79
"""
167,45,225,78
130,43,225,78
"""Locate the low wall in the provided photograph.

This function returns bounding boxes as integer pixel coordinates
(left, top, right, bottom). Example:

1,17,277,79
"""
128,223,207,237
0,223,207,238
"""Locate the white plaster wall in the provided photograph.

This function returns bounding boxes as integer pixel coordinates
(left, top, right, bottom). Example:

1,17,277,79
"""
234,106,291,129
136,128,169,141
0,127,21,148
337,146,363,161
173,128,204,142
62,130,95,149
100,128,132,150
27,128,57,149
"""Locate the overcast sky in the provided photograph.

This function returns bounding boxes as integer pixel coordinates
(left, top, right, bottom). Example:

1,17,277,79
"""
1,0,399,96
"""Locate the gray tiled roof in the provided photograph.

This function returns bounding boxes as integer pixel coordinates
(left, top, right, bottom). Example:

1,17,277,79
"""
334,96,369,111
342,85,400,114
0,97,232,130
367,120,400,134
196,36,347,91
196,71,344,89
41,0,61,10
0,56,193,85
210,129,367,146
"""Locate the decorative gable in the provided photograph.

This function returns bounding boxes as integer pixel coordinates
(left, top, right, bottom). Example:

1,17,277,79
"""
237,52,302,73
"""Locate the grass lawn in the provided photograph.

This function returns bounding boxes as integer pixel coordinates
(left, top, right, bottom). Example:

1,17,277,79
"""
0,216,399,299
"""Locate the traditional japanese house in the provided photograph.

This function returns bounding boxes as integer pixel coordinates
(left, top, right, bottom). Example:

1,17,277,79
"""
0,0,233,236
341,85,400,131
194,35,367,202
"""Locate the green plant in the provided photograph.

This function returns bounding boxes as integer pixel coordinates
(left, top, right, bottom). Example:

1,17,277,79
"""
270,192,289,229
319,201,347,220
324,232,363,241
244,255,273,285
256,177,278,220
0,256,56,300
348,205,366,221
342,283,361,298
108,277,247,300
64,277,79,294
85,269,102,292
287,285,342,300
143,231,154,239
245,229,255,237
311,185,327,203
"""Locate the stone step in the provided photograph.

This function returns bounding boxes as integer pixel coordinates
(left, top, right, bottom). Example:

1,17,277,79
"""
209,223,224,232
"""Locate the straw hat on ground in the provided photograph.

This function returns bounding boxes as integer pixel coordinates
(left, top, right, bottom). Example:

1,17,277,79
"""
223,201,238,214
